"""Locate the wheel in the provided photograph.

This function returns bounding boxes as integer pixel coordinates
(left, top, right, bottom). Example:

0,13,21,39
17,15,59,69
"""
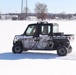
68,46,72,53
57,46,68,56
12,44,23,53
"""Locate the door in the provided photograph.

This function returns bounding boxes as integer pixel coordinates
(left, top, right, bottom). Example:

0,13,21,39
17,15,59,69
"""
23,25,37,49
37,25,53,49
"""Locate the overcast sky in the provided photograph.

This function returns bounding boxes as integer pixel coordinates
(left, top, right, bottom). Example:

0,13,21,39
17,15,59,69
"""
0,0,76,13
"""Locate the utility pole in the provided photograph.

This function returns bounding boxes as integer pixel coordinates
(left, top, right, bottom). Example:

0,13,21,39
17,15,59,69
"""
21,0,28,19
21,0,23,13
26,0,28,18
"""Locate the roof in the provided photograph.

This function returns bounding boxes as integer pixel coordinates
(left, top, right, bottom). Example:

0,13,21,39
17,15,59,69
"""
28,22,59,27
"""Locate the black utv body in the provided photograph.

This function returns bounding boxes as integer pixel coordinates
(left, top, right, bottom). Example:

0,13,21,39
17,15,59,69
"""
12,22,74,56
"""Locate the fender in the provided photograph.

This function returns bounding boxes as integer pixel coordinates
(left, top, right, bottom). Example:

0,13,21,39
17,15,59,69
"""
53,39,70,49
13,41,23,48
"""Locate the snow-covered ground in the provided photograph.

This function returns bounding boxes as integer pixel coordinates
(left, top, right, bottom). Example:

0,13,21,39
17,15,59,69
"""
0,20,76,75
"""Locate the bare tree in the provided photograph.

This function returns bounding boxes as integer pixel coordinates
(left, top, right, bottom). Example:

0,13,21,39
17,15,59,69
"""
35,2,48,20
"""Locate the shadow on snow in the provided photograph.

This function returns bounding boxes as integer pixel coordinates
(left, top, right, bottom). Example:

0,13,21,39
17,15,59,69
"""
0,52,59,60
0,52,76,61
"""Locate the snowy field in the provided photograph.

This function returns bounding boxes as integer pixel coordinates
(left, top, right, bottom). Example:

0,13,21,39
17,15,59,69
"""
0,20,76,75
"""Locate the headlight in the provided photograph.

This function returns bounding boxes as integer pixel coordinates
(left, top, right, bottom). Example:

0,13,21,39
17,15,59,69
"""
13,36,18,43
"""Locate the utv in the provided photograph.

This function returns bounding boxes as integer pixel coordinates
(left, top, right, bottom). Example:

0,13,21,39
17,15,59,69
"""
12,22,74,56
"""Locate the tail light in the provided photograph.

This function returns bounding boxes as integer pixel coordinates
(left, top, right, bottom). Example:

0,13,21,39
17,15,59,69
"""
67,36,75,41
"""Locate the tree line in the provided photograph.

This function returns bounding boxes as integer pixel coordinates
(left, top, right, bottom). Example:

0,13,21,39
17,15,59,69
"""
0,2,76,20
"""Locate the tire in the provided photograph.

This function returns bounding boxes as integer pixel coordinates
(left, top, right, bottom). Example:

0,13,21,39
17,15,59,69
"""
12,44,23,53
57,46,68,56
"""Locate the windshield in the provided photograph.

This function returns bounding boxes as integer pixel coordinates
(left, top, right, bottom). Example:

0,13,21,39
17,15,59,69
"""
26,25,36,36
53,23,59,33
